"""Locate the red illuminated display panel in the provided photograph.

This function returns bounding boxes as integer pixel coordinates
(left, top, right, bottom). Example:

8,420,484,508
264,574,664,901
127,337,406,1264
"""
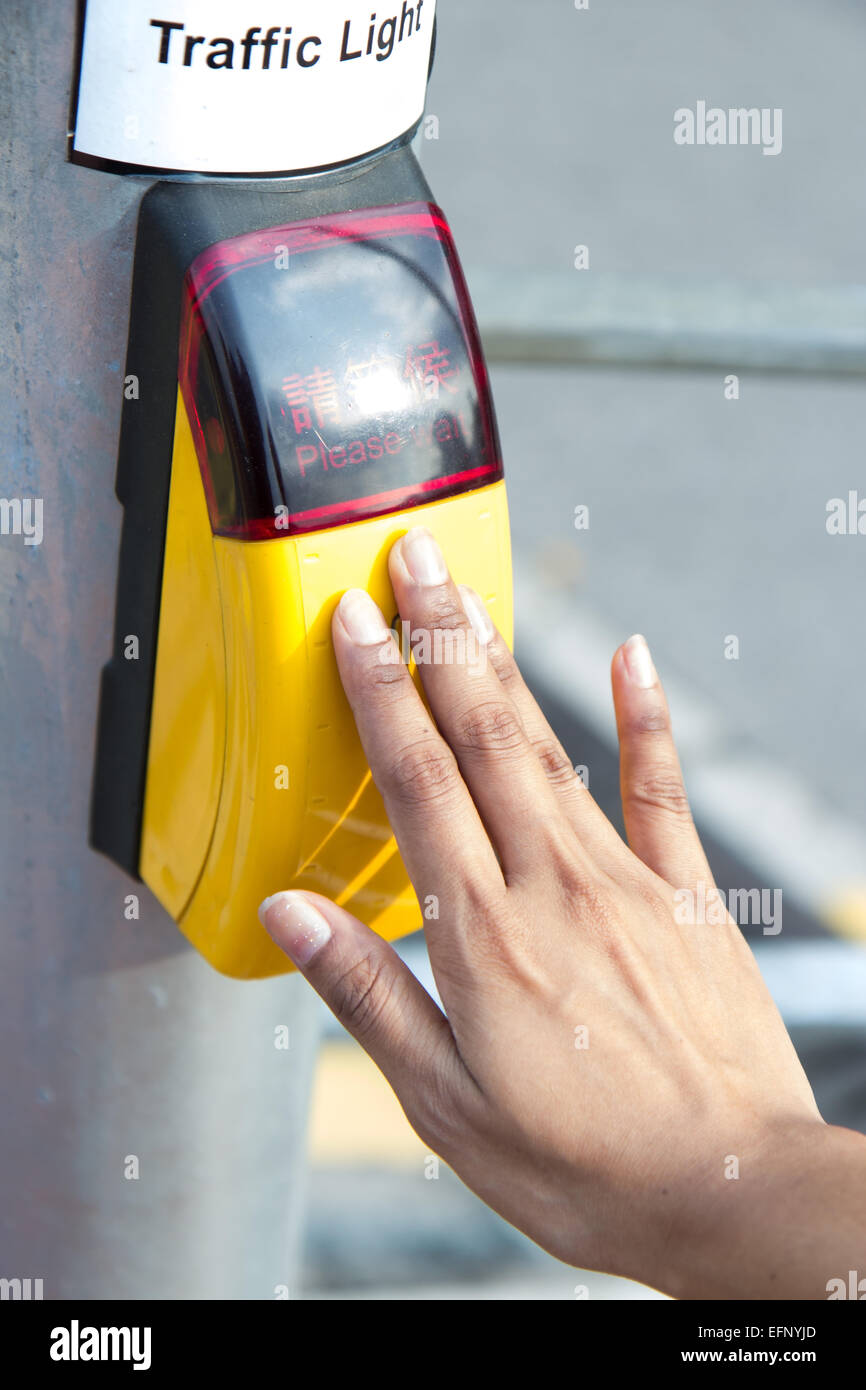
179,203,503,537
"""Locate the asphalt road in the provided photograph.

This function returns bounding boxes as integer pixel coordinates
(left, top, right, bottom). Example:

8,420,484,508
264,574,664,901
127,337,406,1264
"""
422,0,866,839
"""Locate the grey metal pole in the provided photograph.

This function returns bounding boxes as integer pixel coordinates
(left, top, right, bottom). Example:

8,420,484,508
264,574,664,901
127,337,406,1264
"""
0,3,321,1299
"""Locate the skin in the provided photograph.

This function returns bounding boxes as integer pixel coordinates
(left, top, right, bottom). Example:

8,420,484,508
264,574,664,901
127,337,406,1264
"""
260,526,866,1300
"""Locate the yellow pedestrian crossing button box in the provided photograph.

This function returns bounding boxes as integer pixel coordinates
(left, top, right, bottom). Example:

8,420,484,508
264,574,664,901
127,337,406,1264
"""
92,163,511,978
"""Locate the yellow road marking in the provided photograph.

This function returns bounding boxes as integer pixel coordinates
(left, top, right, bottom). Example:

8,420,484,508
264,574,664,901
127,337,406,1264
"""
308,1040,430,1167
824,888,866,944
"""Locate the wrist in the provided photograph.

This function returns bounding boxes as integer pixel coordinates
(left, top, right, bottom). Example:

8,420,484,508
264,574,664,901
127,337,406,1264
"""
634,1118,866,1300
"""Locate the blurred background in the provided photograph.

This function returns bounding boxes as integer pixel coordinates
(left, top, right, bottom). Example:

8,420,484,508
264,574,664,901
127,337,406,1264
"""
299,0,866,1299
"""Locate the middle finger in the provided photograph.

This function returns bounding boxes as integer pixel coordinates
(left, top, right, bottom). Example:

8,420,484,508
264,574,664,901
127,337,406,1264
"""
389,526,595,885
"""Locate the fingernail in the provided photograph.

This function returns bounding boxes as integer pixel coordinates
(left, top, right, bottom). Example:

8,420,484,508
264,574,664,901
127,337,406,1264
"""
258,891,332,966
338,589,390,646
459,585,494,645
401,527,448,586
623,634,657,689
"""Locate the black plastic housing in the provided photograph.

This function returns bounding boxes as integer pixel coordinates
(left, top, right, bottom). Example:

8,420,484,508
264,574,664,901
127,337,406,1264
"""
90,145,434,877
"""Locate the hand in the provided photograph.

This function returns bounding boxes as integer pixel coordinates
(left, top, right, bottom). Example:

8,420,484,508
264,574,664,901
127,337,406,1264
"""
260,526,866,1299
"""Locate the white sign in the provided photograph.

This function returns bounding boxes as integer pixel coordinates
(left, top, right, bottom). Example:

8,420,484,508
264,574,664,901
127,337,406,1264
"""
71,0,435,174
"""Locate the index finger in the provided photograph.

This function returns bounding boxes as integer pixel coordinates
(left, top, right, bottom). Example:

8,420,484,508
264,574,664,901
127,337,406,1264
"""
332,587,505,930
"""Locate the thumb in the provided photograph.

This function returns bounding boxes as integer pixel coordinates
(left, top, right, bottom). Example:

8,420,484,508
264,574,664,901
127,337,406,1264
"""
259,890,459,1110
